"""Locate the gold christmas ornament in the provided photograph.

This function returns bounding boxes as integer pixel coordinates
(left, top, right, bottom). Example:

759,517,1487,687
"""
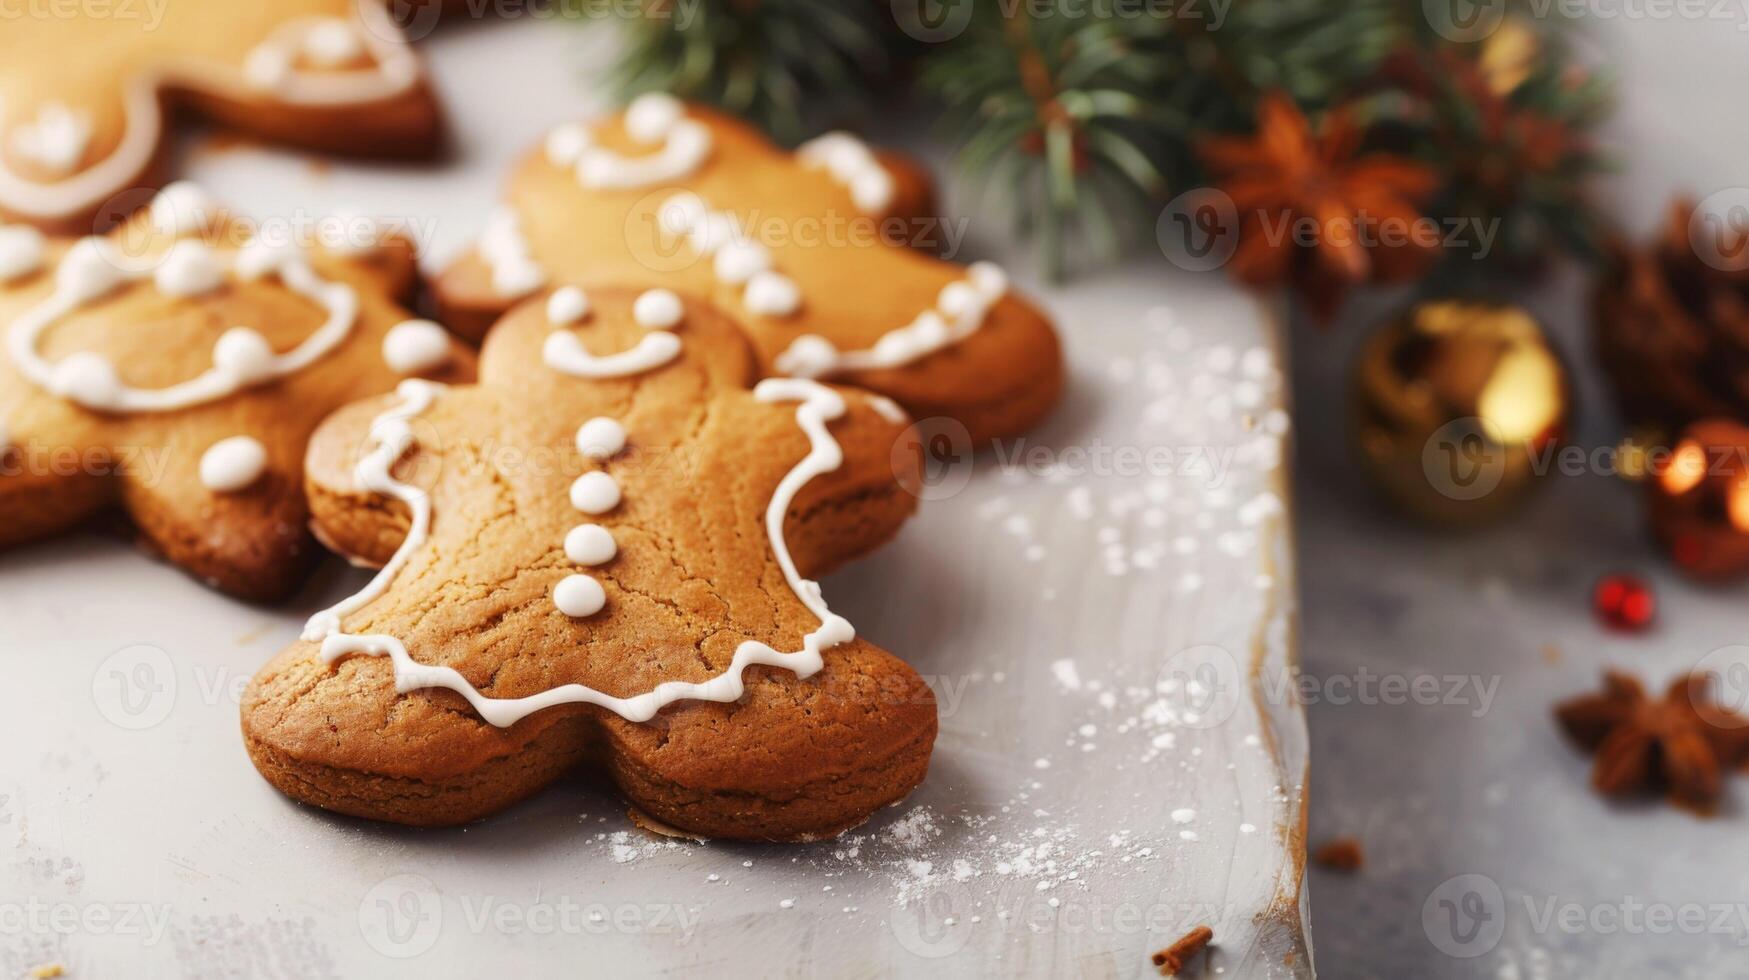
1350,298,1571,525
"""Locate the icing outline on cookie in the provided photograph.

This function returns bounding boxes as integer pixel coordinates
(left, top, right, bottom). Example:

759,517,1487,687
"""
541,287,682,378
773,261,1009,378
546,93,713,191
0,1,421,223
303,377,860,727
4,206,362,414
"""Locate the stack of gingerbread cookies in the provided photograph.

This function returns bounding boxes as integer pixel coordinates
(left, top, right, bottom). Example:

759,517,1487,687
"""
0,3,1063,841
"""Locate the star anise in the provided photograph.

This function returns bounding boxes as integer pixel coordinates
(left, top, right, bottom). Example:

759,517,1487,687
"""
1200,93,1440,320
1555,670,1749,814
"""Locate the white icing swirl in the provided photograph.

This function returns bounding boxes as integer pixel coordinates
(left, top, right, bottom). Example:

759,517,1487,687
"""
309,378,856,727
6,223,362,414
199,435,268,492
572,93,712,190
0,2,424,226
478,207,546,298
797,132,895,213
546,286,589,325
631,288,683,330
774,261,1009,378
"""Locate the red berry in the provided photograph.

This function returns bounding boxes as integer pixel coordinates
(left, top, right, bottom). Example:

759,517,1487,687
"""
1593,574,1655,632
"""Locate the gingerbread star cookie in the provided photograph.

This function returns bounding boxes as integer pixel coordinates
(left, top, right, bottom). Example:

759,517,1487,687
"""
0,183,474,600
0,0,441,233
242,285,936,839
434,95,1063,446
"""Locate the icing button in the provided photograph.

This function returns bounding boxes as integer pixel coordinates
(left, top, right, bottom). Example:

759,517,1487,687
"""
744,271,801,318
569,471,621,514
199,435,269,493
381,319,452,375
50,352,120,404
150,181,219,237
564,524,617,565
212,328,278,384
554,574,607,618
575,417,627,459
632,289,684,330
153,240,227,297
546,286,589,325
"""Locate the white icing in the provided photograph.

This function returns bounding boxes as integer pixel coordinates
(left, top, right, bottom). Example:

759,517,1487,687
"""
712,239,770,285
553,574,607,618
544,123,591,167
302,379,445,642
743,270,801,317
774,261,1009,378
301,18,365,67
313,377,854,727
7,231,361,413
9,102,92,176
574,417,626,459
546,286,589,325
797,132,895,213
658,192,802,320
0,225,45,282
569,471,621,514
153,240,227,297
150,181,220,237
543,330,681,379
199,435,268,492
563,524,616,565
573,93,712,190
0,1,422,225
242,7,420,100
382,319,451,375
478,207,546,297
631,288,683,330
867,394,909,425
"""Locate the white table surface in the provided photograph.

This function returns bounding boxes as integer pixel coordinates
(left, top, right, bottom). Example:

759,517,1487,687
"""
0,17,1306,979
1300,15,1749,980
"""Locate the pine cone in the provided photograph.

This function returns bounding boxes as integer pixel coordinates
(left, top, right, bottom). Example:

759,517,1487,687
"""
1595,199,1749,431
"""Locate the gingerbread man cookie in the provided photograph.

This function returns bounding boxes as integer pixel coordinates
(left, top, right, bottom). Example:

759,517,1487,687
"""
0,0,441,233
0,183,474,600
242,285,936,839
435,95,1063,446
